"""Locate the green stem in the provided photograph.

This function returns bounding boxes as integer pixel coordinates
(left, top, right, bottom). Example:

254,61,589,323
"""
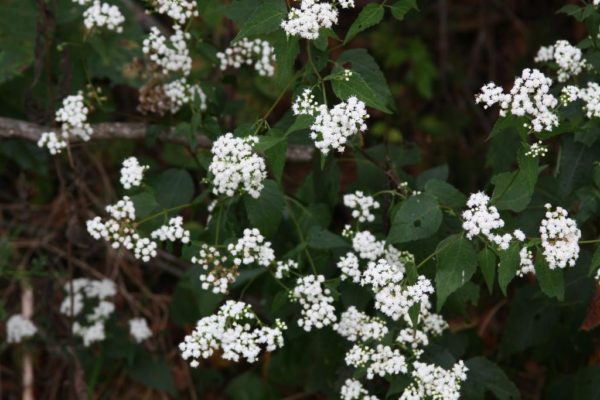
136,202,194,226
285,198,317,274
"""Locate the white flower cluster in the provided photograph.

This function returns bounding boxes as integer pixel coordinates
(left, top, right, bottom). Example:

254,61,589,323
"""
281,0,354,40
82,1,125,32
142,26,192,76
275,259,298,279
334,306,388,342
540,204,581,269
517,247,535,277
86,196,158,262
217,38,276,77
400,361,468,400
150,216,191,243
6,315,37,344
534,40,586,82
352,230,385,261
60,278,117,347
361,258,404,291
292,88,319,116
373,275,435,322
120,157,148,190
345,344,408,379
290,275,337,331
179,300,286,366
208,133,267,198
310,97,369,154
476,68,558,132
37,92,93,154
129,318,152,343
525,141,548,158
153,0,198,24
340,379,378,400
462,192,512,250
228,228,275,267
337,252,361,283
192,245,234,294
561,83,600,118
344,191,380,223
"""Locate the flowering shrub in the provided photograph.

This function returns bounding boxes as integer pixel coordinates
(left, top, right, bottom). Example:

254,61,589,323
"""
1,0,600,398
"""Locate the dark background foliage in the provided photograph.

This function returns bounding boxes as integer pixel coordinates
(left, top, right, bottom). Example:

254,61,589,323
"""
1,0,598,399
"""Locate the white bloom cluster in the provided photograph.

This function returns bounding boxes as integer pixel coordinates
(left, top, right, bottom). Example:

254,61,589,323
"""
129,318,152,343
150,216,191,243
462,192,513,250
352,231,385,261
192,244,234,294
86,196,158,262
208,133,267,198
534,40,586,82
517,247,535,277
540,204,581,269
290,275,337,331
345,344,408,379
274,259,298,279
217,38,276,77
361,258,404,291
476,68,558,132
228,228,275,267
38,92,93,154
83,1,125,32
38,132,68,155
292,88,319,116
334,306,388,342
400,361,468,400
120,157,148,189
373,275,434,322
337,252,361,283
344,191,380,223
525,141,548,158
282,0,353,40
60,278,116,347
179,300,286,366
340,379,378,400
165,79,208,113
561,83,600,118
153,0,198,24
6,315,37,344
310,97,369,154
142,26,192,76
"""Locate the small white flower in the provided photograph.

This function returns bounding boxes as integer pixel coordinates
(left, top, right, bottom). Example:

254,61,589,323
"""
6,315,37,344
217,38,276,77
344,191,380,223
540,204,581,269
82,1,125,32
120,157,149,189
129,318,152,343
290,275,337,331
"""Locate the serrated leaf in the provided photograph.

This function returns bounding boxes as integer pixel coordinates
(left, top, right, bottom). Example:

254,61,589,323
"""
156,169,195,209
478,247,497,294
130,192,159,219
498,245,519,295
128,354,176,395
286,115,314,134
491,151,539,212
390,0,418,21
331,72,392,113
344,4,385,44
535,255,565,300
387,194,442,244
435,235,477,311
234,0,286,40
244,180,285,236
424,179,467,209
307,226,348,249
463,357,520,400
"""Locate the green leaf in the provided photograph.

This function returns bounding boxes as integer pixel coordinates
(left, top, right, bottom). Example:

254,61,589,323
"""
128,353,176,395
156,169,195,209
226,372,272,400
390,0,419,21
589,246,600,276
557,136,600,198
0,0,36,83
234,0,286,40
344,4,385,44
307,226,348,249
435,235,477,310
478,247,497,294
491,152,539,212
244,180,285,236
333,49,394,112
535,255,565,300
331,71,392,113
272,33,299,88
463,357,520,400
498,245,519,295
387,194,442,244
170,266,223,325
424,179,467,209
130,192,159,219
